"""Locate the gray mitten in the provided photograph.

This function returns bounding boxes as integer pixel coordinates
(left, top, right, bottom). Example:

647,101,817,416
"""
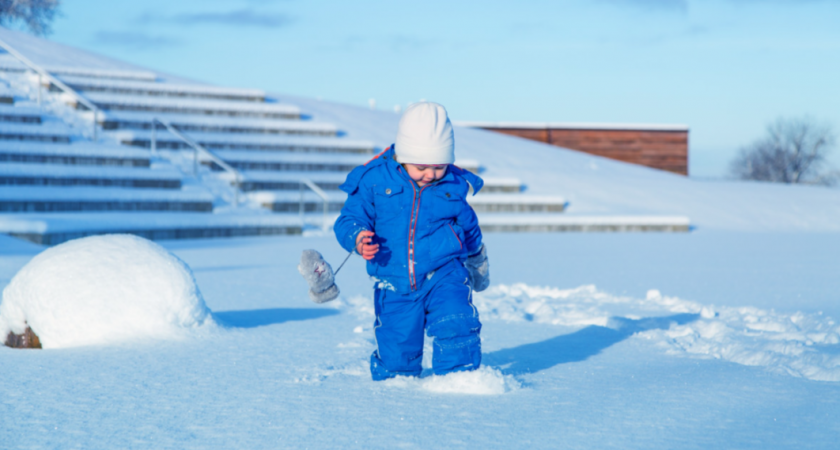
298,249,340,303
465,244,490,292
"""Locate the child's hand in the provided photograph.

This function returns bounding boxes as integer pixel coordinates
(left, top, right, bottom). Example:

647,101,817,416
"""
355,230,379,260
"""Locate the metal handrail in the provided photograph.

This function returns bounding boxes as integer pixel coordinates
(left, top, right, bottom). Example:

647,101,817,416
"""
0,37,101,141
151,117,243,207
299,178,330,231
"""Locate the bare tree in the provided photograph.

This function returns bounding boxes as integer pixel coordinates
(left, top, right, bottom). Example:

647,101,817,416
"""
0,0,60,35
730,116,837,186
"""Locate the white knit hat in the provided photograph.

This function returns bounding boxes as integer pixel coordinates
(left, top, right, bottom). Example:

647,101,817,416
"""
394,102,455,164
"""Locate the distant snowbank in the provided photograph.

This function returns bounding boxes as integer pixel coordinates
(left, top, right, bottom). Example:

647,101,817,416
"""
474,284,840,381
0,235,214,348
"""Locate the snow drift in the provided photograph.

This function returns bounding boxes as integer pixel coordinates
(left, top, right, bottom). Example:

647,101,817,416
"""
0,234,213,349
474,284,840,382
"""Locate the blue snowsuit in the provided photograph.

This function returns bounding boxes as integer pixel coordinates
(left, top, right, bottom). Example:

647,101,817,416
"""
334,145,484,380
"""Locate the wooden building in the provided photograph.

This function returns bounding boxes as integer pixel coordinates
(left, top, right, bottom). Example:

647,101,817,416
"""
458,122,689,175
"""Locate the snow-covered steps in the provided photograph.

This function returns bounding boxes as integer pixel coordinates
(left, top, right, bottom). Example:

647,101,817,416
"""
0,82,13,104
468,194,568,213
0,142,151,167
248,190,346,213
0,187,213,213
0,104,42,123
100,111,337,136
0,53,157,80
206,151,370,173
0,212,303,246
0,122,72,143
114,129,374,154
238,171,347,192
82,92,300,119
478,177,523,193
0,163,182,189
57,76,266,102
477,214,690,232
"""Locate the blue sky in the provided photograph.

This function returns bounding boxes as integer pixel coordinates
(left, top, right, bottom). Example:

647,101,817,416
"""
36,0,840,176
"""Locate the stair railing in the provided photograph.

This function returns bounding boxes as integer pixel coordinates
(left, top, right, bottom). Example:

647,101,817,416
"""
151,117,243,207
299,178,331,231
0,36,101,141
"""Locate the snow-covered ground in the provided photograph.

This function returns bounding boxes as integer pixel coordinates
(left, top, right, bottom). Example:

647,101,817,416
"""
2,230,839,449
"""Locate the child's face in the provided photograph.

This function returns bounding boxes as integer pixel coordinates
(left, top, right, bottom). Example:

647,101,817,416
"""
402,163,448,187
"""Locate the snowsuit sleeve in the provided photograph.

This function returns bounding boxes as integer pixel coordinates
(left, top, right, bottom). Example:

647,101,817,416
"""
456,203,483,256
334,166,376,254
450,165,484,256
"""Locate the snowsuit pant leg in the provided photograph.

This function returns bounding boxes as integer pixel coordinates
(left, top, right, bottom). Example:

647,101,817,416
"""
370,266,482,380
370,287,425,380
424,269,482,376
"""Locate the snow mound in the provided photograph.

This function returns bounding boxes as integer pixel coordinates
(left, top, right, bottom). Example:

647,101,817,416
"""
384,367,520,395
0,234,213,349
475,284,840,382
419,367,521,395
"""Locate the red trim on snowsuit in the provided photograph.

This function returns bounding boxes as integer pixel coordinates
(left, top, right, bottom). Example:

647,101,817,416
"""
364,146,391,166
447,223,463,250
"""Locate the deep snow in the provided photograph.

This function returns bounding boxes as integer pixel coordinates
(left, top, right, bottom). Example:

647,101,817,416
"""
0,235,212,348
2,231,839,449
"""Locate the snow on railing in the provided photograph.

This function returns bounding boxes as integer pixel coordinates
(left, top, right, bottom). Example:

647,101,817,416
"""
0,36,102,141
151,117,244,207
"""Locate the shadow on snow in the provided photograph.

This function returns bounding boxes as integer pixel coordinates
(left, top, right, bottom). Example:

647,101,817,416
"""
213,308,339,328
484,313,699,376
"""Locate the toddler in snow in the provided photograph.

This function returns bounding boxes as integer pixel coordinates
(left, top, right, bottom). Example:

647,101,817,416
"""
334,102,490,381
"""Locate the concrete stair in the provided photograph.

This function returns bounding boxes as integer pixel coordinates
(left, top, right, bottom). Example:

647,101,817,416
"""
100,111,337,136
115,129,374,154
0,30,690,243
57,75,267,102
0,163,182,189
0,142,151,167
82,92,300,119
0,186,213,212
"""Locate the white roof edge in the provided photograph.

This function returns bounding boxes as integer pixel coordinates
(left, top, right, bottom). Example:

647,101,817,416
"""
454,121,689,132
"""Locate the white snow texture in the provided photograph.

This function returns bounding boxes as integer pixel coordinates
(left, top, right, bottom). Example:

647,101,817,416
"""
475,284,840,382
0,234,213,348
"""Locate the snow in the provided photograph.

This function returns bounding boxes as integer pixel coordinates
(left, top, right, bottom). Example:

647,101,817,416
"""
477,214,690,227
1,232,840,448
455,120,690,131
0,234,213,348
467,193,567,205
0,141,151,159
57,75,266,98
0,212,300,234
211,149,371,164
0,121,73,136
278,94,840,232
0,186,213,202
0,28,158,79
114,128,374,152
3,28,840,448
239,170,348,183
385,366,521,395
0,103,43,116
0,162,181,180
474,284,840,381
101,110,338,134
85,92,300,116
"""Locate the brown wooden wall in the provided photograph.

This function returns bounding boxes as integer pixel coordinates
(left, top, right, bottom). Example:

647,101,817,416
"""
480,127,689,175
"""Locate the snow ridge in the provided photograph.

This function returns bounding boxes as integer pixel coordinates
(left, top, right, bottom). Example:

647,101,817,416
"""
474,284,840,382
